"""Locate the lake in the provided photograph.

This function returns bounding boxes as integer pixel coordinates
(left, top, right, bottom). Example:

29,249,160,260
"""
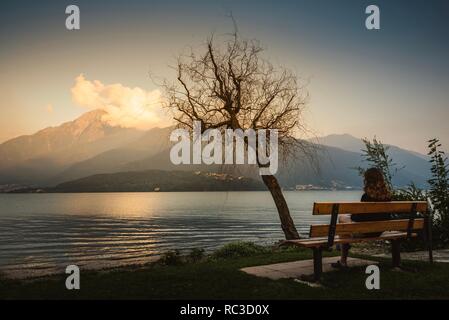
0,191,362,278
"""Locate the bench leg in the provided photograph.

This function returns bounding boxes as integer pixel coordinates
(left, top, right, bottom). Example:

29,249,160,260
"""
313,247,323,281
391,240,401,267
425,215,434,264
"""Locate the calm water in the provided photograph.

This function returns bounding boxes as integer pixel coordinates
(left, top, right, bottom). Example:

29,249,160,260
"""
0,191,361,278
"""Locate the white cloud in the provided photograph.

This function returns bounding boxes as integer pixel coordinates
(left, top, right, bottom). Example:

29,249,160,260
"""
71,74,172,130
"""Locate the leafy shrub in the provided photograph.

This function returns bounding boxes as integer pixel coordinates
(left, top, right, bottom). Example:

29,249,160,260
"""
393,183,427,201
427,138,449,245
159,250,183,265
188,248,205,262
212,242,269,259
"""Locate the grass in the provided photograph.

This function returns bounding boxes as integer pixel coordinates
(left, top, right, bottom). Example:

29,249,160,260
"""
1,242,448,300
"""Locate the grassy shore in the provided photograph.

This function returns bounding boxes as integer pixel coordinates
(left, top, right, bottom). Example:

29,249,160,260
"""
1,243,449,300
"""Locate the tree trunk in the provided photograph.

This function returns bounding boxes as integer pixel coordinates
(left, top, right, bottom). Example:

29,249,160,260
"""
261,174,300,240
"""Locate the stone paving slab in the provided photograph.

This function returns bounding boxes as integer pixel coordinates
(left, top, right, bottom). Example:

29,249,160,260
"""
240,257,378,280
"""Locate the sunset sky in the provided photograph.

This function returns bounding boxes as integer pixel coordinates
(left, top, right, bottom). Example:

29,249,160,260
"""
1,0,448,153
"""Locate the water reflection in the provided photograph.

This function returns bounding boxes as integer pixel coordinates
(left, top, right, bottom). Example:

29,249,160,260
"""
0,191,361,278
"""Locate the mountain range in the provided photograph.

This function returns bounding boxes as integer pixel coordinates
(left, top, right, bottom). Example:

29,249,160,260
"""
0,110,431,191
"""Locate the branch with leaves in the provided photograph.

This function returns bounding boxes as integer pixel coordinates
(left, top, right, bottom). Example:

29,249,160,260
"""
356,137,404,190
428,138,449,244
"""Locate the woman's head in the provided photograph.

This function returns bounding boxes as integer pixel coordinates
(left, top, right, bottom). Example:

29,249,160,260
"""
363,167,392,201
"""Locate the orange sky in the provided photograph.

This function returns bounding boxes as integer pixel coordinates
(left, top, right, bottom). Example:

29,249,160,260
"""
1,0,448,154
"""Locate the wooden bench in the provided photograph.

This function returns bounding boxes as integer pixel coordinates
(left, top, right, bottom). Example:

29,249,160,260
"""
284,201,433,281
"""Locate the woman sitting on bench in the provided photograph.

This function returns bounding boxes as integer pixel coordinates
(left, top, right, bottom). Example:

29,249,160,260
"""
332,167,392,269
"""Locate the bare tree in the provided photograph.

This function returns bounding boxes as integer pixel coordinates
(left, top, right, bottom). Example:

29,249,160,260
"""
163,32,311,240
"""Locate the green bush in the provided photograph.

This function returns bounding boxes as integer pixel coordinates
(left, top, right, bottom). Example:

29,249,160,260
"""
159,250,184,265
188,248,205,262
428,138,449,245
393,183,427,201
212,242,270,259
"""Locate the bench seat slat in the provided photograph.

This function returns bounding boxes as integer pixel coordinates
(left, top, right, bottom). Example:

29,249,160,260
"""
285,231,417,248
309,218,424,237
313,201,427,215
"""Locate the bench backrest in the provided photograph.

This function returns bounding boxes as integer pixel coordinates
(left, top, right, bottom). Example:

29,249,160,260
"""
309,201,428,243
312,201,428,215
